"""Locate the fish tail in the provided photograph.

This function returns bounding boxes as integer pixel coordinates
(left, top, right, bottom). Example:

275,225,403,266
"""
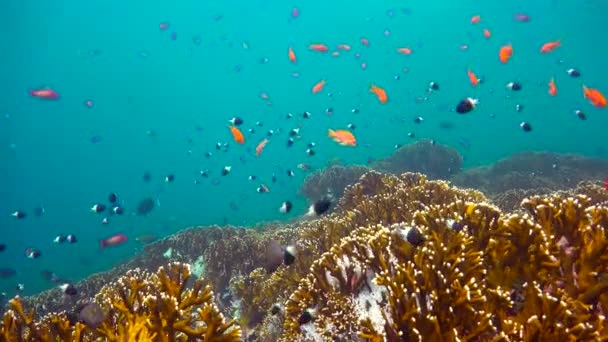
100,240,106,250
327,129,335,138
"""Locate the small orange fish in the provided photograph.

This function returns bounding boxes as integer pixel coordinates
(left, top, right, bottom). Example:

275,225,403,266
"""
328,129,357,146
228,126,244,144
255,138,269,157
499,43,513,64
467,69,479,86
540,40,561,53
370,84,388,104
309,44,329,52
336,44,351,51
288,46,296,63
583,85,607,108
483,28,491,39
471,15,481,24
312,80,326,94
548,78,557,96
397,47,412,55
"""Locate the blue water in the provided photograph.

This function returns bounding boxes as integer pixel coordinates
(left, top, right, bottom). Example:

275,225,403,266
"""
1,0,607,296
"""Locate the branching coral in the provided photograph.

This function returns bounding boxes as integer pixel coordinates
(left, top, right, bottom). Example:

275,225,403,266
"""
233,172,490,338
277,187,608,341
0,262,242,341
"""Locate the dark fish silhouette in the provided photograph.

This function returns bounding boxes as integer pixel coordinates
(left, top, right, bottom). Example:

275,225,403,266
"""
0,268,16,278
136,198,155,215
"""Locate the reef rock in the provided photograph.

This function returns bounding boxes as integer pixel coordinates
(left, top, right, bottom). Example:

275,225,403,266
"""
372,139,463,179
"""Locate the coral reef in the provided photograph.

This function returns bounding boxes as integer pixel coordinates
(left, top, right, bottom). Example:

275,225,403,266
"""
451,151,608,195
278,193,608,340
232,172,488,339
372,139,463,179
21,225,297,320
8,165,608,341
0,262,241,341
298,165,369,201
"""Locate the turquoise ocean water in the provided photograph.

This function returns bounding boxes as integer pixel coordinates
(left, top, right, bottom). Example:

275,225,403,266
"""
1,0,607,296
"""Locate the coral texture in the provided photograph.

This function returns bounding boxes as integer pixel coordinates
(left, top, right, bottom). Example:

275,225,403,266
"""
298,165,369,201
372,139,463,179
276,183,608,340
451,151,608,195
0,262,242,341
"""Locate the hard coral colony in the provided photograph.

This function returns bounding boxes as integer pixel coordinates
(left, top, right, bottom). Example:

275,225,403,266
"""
1,263,241,341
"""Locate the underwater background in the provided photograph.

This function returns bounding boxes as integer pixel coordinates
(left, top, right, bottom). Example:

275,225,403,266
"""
2,0,608,298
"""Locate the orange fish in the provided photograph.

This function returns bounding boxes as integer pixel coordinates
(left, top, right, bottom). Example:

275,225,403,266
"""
471,15,481,24
288,46,296,63
336,44,351,51
583,85,607,108
370,84,388,104
548,78,557,96
255,138,268,157
540,40,561,53
499,43,513,64
397,47,412,55
309,44,329,52
328,129,357,146
467,69,479,86
228,126,244,144
483,28,491,39
312,80,326,94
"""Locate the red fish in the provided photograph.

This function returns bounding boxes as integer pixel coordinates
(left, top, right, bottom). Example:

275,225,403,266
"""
499,43,513,64
471,15,481,24
291,7,299,19
30,89,60,100
229,126,245,144
467,69,479,86
100,234,128,250
309,44,329,52
583,85,607,108
288,46,296,63
369,84,388,104
514,14,530,22
548,78,557,96
255,138,268,157
540,40,561,53
312,80,326,94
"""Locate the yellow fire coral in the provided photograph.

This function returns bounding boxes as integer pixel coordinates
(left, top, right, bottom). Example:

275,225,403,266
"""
0,262,242,341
